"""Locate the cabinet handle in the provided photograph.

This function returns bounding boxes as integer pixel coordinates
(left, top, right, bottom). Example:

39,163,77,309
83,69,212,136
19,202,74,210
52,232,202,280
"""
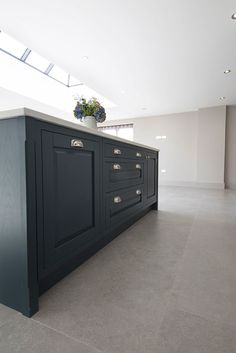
114,196,122,203
136,164,141,169
71,139,84,148
114,148,122,155
136,152,142,157
136,189,142,195
113,163,121,170
146,155,150,159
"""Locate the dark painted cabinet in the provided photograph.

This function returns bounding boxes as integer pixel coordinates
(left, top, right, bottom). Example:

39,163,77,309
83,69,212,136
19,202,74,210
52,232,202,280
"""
0,115,158,317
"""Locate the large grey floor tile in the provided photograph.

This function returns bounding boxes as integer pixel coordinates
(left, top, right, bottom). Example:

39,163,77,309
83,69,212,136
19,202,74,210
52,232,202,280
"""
0,304,20,327
33,209,190,353
0,316,103,353
156,309,236,353
171,216,236,327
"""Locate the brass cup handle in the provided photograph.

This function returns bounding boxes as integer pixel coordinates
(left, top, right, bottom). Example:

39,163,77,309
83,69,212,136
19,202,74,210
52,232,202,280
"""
114,196,122,203
113,148,122,155
136,164,142,169
136,189,142,195
136,152,142,157
71,139,84,148
113,163,121,170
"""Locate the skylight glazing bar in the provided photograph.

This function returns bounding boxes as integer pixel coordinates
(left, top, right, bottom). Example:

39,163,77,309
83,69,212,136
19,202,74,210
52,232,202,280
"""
21,48,31,62
69,82,84,88
44,63,54,75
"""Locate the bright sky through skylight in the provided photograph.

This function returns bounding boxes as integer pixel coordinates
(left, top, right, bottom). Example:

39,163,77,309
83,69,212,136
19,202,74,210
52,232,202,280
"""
0,30,116,114
25,51,50,72
49,65,69,85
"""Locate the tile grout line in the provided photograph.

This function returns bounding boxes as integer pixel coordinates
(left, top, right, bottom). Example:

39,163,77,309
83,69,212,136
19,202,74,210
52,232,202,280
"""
173,306,236,332
170,192,205,293
30,318,104,353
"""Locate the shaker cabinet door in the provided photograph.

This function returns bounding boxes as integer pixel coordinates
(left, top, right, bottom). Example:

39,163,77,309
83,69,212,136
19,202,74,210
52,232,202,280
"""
145,152,158,205
41,131,100,270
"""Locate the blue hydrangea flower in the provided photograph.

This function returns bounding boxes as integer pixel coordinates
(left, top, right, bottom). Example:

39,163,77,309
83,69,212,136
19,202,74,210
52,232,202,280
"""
94,106,106,123
73,103,83,120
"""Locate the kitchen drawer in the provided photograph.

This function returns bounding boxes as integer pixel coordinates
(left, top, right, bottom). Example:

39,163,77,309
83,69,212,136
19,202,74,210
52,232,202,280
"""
105,186,144,228
104,159,144,191
104,141,145,160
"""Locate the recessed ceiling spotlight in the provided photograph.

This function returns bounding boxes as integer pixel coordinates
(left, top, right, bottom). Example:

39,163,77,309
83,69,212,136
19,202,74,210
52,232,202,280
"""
220,96,226,100
231,13,236,19
224,69,231,74
121,90,125,94
83,56,89,60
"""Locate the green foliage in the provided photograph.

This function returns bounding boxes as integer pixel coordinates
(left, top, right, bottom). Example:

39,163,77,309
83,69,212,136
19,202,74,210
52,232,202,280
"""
77,97,100,117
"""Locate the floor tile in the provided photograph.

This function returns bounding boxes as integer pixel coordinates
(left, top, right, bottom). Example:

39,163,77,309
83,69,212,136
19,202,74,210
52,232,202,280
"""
156,309,236,353
0,304,20,327
0,316,103,353
171,216,236,327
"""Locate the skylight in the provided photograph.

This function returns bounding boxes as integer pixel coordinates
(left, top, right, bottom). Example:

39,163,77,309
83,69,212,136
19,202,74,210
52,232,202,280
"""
69,75,82,87
0,29,82,87
49,65,69,85
25,51,51,72
0,29,116,114
0,31,27,58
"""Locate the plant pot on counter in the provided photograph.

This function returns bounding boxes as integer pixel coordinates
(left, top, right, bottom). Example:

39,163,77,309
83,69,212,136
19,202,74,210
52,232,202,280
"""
83,116,97,130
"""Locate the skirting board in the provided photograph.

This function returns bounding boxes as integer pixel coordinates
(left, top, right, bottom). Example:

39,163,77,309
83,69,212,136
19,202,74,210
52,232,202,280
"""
225,183,236,190
159,181,225,189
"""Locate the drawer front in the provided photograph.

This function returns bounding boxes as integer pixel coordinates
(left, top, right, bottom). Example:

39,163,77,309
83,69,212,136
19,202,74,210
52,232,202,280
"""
105,186,144,228
104,142,145,160
104,159,144,191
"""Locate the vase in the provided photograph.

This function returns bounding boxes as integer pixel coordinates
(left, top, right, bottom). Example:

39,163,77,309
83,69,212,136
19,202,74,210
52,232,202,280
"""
83,116,97,130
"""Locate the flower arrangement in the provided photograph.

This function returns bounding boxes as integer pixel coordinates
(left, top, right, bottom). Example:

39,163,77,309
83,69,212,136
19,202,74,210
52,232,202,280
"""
73,97,106,123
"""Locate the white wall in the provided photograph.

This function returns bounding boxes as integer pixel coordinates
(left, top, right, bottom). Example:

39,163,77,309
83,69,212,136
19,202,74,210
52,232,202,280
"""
225,106,236,189
196,106,226,187
102,106,226,189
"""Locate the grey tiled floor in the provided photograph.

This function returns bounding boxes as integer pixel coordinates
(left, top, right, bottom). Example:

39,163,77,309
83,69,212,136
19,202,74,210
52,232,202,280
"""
1,186,236,353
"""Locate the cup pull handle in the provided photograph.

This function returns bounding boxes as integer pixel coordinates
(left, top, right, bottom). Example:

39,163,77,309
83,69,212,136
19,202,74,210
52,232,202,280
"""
113,164,121,170
114,148,122,155
114,196,122,203
71,139,84,148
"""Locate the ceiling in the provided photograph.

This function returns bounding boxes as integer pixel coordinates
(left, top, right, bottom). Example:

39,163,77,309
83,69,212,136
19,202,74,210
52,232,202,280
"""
0,0,236,120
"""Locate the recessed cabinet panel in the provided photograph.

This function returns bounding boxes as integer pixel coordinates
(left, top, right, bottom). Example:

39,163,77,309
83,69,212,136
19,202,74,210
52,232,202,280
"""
41,131,100,271
147,157,155,198
53,148,94,246
145,151,158,206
